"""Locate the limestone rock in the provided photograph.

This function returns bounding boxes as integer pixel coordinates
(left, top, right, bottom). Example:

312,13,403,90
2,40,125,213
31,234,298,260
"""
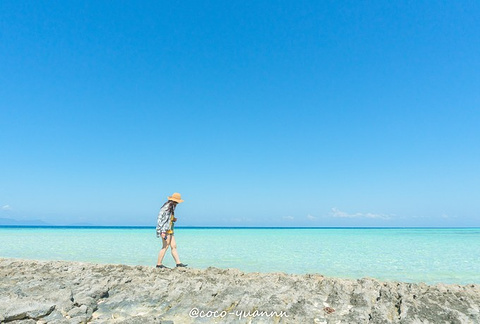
0,258,479,323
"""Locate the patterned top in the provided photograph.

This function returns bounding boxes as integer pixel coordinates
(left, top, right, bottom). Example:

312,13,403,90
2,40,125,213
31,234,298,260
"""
156,200,176,238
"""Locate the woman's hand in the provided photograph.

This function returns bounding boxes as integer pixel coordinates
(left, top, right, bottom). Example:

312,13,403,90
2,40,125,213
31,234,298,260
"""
161,232,167,240
172,217,177,222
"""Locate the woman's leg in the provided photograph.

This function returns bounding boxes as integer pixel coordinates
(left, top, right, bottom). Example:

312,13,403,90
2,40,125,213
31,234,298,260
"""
157,235,172,266
169,235,182,265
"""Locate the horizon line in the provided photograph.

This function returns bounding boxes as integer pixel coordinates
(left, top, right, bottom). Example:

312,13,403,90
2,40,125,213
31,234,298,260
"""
1,225,479,229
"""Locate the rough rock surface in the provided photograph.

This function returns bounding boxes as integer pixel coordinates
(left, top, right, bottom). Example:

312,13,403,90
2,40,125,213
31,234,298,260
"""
0,258,479,323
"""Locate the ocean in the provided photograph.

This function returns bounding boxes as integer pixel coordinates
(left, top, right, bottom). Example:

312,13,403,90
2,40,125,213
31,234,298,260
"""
1,226,479,285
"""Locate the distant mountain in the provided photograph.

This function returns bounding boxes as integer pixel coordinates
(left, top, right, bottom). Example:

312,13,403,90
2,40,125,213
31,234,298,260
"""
66,222,95,226
0,217,50,226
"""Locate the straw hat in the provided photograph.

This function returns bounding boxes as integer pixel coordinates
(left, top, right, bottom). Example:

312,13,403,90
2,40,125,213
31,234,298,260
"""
168,192,184,203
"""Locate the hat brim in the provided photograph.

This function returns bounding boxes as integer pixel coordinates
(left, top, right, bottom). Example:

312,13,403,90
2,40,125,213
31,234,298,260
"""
168,197,184,203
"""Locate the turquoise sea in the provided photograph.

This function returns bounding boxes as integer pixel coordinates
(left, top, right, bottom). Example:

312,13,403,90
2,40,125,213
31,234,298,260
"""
1,226,479,285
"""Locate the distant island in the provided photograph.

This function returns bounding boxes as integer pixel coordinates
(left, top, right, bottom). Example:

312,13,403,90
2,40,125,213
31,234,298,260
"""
0,217,50,226
0,218,102,227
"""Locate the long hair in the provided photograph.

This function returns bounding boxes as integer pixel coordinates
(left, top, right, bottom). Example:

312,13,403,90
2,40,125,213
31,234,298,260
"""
162,200,177,214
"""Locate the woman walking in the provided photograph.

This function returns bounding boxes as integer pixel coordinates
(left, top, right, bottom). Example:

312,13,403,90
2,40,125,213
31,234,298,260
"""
156,192,188,268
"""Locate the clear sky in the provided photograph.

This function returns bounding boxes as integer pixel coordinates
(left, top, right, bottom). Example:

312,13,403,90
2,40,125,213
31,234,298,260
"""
1,1,479,227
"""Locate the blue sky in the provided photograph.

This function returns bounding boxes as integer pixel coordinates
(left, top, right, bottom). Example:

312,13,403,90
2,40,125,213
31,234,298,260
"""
1,1,479,226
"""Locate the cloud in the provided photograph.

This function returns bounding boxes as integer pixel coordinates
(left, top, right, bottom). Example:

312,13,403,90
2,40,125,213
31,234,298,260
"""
441,214,457,219
330,208,391,220
306,214,317,220
1,205,12,211
283,216,294,220
230,217,252,223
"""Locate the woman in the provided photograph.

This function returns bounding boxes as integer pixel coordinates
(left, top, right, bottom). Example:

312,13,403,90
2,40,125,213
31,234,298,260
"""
156,192,188,268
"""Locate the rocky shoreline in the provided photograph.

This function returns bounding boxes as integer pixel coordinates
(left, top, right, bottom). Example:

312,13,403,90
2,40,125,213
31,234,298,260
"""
0,258,479,323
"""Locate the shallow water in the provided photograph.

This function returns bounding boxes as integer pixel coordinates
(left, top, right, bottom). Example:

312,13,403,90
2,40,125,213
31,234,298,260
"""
1,226,479,284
